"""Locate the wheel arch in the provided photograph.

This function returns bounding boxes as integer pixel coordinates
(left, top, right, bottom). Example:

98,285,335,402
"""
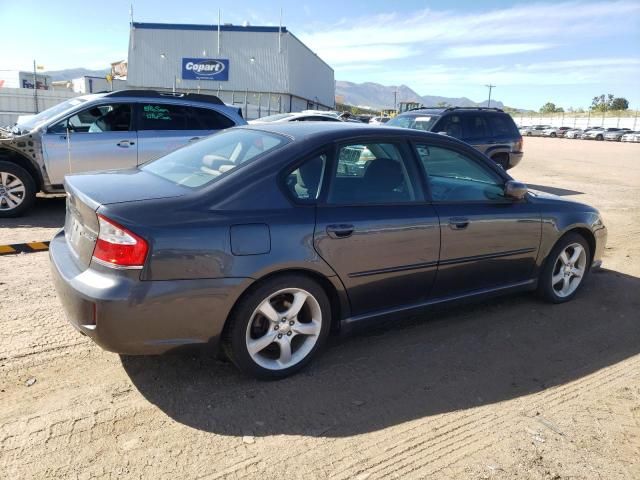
221,268,348,340
0,148,43,190
547,227,596,268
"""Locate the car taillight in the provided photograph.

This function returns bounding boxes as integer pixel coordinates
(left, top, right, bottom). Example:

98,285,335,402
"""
92,214,148,268
515,136,523,152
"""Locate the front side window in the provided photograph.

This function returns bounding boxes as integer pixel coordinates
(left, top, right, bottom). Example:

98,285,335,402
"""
142,129,288,188
434,115,463,138
328,142,417,204
415,144,506,202
387,115,439,131
286,154,326,201
49,103,132,134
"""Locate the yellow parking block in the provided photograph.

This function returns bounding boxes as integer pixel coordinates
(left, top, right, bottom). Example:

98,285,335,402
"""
27,242,50,251
0,245,17,254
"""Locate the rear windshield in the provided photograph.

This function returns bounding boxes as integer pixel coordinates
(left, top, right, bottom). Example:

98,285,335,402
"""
141,128,288,188
386,114,439,131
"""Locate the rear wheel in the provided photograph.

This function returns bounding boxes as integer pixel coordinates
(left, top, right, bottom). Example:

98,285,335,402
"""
550,132,557,138
0,161,36,218
596,134,603,141
538,233,590,303
223,274,331,379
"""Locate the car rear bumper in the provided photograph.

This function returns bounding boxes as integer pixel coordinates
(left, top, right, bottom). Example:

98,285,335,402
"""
508,151,524,169
49,230,249,355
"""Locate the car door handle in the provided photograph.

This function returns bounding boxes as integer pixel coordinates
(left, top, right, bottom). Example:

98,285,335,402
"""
189,136,201,142
326,224,354,239
117,140,135,147
449,217,470,230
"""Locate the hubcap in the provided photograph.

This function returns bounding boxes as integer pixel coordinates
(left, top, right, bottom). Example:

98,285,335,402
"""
0,171,26,211
245,288,322,370
551,242,587,298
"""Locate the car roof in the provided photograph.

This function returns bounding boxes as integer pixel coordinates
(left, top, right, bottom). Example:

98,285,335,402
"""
237,121,453,143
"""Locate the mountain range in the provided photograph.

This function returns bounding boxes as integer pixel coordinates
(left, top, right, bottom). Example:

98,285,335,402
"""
42,68,504,110
335,81,504,110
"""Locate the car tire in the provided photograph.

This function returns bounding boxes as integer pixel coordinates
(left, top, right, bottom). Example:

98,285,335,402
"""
550,132,556,138
491,153,510,170
0,161,36,218
223,274,332,379
596,134,603,141
538,233,591,304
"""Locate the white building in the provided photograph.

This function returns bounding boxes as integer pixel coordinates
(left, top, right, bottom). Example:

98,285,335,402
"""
126,22,335,117
0,70,51,90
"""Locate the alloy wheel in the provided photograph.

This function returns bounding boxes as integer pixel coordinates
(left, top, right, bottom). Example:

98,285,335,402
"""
551,242,587,298
0,171,26,211
245,288,322,370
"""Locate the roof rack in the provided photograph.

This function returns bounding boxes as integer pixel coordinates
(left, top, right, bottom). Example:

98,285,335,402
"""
406,106,504,113
103,89,224,105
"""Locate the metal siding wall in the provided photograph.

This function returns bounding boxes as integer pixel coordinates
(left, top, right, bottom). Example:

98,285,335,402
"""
286,34,335,108
128,27,289,93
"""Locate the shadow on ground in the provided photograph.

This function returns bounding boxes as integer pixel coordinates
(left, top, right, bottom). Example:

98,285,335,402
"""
0,195,66,231
527,184,584,196
121,269,640,437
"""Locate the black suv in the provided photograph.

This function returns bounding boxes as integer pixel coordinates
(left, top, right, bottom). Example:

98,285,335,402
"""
386,107,523,169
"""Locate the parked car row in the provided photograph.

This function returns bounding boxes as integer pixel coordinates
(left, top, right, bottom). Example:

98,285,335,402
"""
518,124,639,142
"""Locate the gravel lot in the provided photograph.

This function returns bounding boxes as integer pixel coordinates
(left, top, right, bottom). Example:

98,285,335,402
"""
1,137,639,479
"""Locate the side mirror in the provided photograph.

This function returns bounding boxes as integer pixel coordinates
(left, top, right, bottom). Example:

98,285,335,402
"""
504,180,528,199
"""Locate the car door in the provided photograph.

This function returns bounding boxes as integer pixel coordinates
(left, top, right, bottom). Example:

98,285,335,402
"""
136,102,233,164
413,141,541,298
41,102,137,184
313,139,440,316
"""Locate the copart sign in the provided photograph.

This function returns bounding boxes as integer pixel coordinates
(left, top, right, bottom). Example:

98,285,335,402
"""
182,58,229,81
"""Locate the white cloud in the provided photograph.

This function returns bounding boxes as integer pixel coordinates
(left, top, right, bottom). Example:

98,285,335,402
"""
318,44,419,65
298,1,640,64
371,58,640,89
441,43,554,59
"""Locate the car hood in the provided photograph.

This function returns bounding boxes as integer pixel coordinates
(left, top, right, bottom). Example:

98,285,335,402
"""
65,168,188,209
527,188,597,211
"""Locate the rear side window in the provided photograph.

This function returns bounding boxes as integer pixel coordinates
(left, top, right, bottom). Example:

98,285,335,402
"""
142,129,287,188
188,107,235,130
434,115,463,138
286,154,327,201
463,115,490,141
328,143,418,204
139,104,189,130
488,115,518,137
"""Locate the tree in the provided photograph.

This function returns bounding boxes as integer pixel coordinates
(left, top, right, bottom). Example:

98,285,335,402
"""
540,102,563,114
610,97,629,111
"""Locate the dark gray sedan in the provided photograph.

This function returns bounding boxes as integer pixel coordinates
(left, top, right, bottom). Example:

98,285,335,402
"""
50,123,607,379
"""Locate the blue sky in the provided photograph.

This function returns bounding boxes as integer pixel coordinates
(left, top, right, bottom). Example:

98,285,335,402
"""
1,0,639,109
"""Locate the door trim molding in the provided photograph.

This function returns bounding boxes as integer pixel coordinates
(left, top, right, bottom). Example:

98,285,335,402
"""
439,247,536,266
349,260,438,278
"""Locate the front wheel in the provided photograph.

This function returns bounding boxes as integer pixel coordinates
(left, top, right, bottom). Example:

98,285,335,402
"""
0,161,36,218
596,134,603,141
224,274,331,379
538,233,591,303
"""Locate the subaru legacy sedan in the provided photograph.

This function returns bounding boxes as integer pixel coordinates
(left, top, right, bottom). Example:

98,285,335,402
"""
50,123,607,379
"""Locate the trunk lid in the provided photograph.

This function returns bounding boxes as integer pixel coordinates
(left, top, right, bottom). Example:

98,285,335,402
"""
63,169,187,269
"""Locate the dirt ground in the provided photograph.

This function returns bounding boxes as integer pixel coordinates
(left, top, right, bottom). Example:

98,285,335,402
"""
1,137,639,479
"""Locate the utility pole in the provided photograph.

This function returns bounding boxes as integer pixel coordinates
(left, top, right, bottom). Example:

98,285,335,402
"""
393,90,397,112
33,60,39,113
485,84,496,108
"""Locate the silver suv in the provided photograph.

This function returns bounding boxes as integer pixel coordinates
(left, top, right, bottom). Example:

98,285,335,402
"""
0,90,245,216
